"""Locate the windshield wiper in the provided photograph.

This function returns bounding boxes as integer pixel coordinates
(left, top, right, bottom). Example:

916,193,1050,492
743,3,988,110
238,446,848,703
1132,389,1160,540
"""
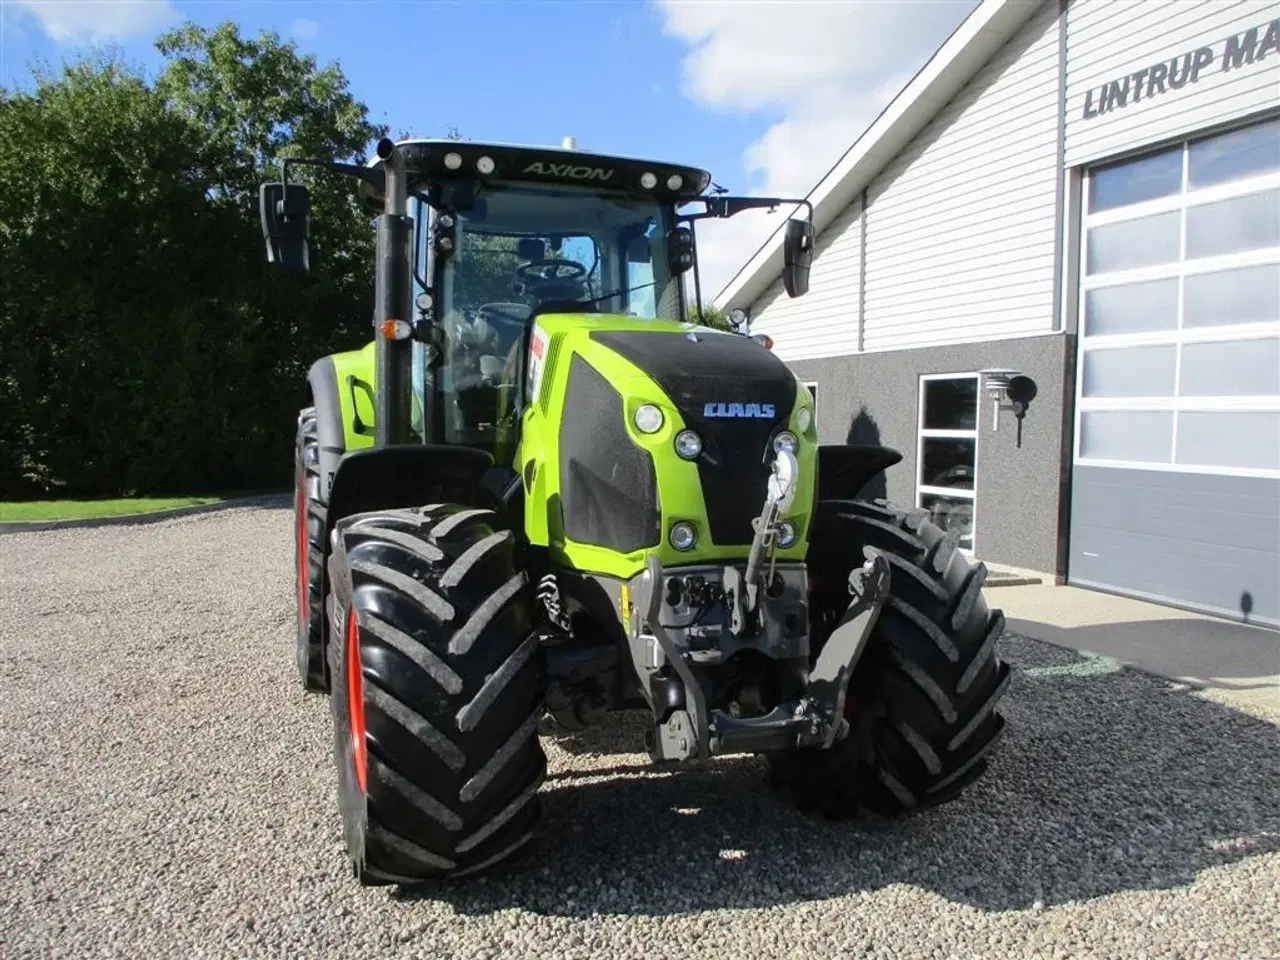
573,281,656,309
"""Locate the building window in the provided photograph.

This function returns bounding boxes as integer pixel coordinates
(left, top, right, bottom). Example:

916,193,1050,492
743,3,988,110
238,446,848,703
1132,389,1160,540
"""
1076,114,1280,477
917,374,979,552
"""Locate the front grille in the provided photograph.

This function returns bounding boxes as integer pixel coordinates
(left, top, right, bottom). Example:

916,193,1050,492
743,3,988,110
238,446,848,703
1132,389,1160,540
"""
589,330,797,546
668,381,791,545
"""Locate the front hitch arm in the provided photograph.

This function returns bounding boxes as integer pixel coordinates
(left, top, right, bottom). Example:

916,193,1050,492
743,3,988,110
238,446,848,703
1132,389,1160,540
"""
638,553,711,759
806,547,891,749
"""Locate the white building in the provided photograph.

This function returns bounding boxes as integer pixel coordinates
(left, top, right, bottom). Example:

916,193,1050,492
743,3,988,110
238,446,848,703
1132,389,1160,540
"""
717,0,1280,627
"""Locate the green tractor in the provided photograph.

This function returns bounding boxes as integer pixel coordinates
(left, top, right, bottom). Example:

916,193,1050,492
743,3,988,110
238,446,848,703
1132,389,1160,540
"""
262,136,1011,886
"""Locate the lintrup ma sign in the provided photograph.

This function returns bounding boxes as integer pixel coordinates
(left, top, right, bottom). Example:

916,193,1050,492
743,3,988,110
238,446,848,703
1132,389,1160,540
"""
1082,16,1279,120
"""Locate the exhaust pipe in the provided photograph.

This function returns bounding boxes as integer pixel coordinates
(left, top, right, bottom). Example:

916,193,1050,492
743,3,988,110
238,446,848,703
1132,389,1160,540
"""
372,137,412,445
377,138,407,217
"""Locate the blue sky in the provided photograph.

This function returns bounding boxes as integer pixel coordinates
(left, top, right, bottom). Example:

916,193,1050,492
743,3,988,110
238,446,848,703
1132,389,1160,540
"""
1,0,975,295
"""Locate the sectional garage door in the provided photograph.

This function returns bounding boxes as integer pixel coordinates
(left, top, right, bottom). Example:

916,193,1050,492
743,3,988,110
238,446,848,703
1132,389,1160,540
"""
1068,114,1280,627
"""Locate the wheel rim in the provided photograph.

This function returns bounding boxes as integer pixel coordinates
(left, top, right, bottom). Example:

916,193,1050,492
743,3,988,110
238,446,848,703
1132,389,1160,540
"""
295,473,308,625
345,605,368,793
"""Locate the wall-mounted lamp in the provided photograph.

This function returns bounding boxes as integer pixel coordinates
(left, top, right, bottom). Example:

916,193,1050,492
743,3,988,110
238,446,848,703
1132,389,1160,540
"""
979,367,1039,447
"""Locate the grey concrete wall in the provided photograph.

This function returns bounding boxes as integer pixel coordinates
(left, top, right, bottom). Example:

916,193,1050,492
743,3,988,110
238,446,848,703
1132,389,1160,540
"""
789,333,1070,575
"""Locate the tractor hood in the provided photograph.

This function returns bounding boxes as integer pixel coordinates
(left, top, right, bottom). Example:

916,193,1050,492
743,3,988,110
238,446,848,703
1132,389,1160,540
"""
586,327,802,546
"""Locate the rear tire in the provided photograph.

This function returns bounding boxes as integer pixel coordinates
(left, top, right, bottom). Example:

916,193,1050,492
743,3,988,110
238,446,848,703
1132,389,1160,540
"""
294,406,328,693
327,504,547,885
770,497,1012,817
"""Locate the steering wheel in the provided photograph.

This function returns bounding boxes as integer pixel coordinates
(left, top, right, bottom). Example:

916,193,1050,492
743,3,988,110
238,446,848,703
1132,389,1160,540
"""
516,259,588,283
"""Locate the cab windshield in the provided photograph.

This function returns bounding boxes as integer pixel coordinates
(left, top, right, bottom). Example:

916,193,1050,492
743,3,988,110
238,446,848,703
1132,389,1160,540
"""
443,181,680,322
423,181,683,458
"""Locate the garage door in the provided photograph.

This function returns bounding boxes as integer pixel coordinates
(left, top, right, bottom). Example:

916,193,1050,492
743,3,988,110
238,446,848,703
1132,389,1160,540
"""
1069,114,1280,628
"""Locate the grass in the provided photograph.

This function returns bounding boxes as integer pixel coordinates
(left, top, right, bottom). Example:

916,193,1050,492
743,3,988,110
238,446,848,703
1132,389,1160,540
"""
0,495,226,523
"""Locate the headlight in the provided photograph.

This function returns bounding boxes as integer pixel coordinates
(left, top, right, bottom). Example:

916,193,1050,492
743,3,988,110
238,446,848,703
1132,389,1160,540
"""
669,522,696,551
773,431,798,454
797,407,812,433
674,429,702,460
776,521,797,548
634,404,664,434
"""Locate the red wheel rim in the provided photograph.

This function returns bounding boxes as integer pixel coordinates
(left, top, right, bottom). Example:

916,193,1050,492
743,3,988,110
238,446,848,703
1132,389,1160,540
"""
345,606,368,793
295,474,308,624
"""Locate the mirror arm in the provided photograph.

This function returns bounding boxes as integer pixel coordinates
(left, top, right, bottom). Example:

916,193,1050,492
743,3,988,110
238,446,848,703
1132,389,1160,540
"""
679,196,814,225
281,156,386,193
688,219,704,325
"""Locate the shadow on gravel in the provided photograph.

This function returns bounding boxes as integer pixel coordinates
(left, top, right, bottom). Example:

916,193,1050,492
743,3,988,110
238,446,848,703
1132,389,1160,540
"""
391,636,1280,918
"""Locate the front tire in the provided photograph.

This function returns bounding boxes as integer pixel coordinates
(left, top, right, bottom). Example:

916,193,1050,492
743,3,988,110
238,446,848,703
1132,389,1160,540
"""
771,498,1012,817
327,504,547,885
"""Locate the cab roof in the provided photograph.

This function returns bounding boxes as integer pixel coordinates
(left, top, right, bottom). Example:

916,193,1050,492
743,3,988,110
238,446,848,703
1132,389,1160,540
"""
366,137,714,204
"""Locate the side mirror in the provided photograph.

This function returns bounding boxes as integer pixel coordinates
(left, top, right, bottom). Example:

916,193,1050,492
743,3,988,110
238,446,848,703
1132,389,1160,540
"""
667,225,695,275
259,182,311,272
782,217,813,298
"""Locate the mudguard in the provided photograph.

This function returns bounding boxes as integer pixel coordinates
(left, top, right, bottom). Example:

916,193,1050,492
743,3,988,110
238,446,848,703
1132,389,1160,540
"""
325,444,496,542
815,444,904,502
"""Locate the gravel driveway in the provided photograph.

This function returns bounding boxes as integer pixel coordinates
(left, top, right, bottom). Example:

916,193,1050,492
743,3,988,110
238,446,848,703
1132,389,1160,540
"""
2,504,1277,960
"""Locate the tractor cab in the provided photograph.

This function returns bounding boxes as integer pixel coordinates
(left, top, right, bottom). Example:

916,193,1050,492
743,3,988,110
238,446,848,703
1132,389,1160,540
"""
260,136,815,466
396,140,713,460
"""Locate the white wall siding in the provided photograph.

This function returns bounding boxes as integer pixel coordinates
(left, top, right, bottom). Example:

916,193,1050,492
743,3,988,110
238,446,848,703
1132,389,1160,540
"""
747,197,862,363
861,0,1062,353
1065,0,1280,167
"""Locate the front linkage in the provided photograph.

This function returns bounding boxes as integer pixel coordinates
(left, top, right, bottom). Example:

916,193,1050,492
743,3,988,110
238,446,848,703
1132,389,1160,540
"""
635,549,890,761
630,451,892,762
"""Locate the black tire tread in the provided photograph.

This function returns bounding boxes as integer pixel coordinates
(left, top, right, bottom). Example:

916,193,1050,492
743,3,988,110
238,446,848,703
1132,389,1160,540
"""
327,504,546,885
773,496,1012,818
295,406,328,692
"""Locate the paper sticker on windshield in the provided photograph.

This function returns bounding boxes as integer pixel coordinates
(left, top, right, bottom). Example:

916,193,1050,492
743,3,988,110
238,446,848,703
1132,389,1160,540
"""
527,325,549,403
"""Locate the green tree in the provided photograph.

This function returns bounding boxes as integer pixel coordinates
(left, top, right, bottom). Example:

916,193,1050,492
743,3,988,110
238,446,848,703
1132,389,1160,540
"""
689,302,733,331
153,21,388,379
0,57,215,495
0,23,388,498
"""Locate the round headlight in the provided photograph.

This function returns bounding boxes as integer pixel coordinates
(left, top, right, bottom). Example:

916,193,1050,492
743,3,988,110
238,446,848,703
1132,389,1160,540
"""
640,172,657,189
776,521,797,548
797,407,812,432
443,152,463,170
669,522,696,551
477,155,495,175
774,431,798,454
666,173,684,191
674,429,702,460
634,404,664,434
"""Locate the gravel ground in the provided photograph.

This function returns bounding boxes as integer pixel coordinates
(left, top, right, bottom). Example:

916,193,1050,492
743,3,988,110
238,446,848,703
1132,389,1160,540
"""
1,503,1277,960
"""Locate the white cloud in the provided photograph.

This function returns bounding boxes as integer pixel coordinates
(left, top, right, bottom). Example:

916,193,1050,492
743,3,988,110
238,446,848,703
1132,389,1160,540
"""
14,0,179,45
291,18,320,41
658,0,979,298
